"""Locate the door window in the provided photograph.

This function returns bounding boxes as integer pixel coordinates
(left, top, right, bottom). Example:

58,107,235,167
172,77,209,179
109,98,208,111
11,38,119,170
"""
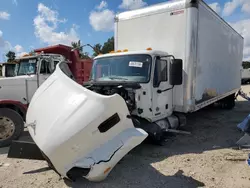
40,60,51,74
153,59,168,87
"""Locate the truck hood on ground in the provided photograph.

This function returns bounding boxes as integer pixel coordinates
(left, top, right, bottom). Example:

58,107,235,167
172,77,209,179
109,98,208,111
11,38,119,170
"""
26,62,148,182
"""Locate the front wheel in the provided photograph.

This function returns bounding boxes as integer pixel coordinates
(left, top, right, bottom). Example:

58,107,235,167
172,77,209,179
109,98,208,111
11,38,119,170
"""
0,108,24,148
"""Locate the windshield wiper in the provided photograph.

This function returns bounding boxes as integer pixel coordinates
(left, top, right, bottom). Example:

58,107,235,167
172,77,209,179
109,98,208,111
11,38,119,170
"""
108,76,128,80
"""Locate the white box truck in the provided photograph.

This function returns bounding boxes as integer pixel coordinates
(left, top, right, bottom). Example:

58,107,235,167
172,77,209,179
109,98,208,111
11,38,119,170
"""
8,0,244,183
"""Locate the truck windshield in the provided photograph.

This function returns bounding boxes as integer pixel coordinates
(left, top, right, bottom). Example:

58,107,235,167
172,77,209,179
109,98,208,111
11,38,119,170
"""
17,58,37,76
90,54,152,82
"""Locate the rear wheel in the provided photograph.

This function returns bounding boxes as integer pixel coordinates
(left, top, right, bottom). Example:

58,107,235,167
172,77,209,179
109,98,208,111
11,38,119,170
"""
219,94,236,110
0,108,24,148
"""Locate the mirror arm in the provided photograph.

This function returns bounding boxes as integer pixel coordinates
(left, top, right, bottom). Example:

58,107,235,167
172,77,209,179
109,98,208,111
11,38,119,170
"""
157,86,174,94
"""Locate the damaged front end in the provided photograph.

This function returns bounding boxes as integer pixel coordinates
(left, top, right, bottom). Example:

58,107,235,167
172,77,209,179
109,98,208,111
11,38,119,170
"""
8,62,148,182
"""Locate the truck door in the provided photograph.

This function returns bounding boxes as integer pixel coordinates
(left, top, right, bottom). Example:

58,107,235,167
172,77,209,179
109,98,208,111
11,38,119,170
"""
152,57,173,119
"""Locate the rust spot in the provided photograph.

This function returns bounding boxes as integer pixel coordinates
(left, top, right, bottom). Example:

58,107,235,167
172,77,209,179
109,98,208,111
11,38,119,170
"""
104,167,111,174
195,88,217,104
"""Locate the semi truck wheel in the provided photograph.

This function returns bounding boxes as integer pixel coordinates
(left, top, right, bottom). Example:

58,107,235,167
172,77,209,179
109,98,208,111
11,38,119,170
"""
0,108,24,148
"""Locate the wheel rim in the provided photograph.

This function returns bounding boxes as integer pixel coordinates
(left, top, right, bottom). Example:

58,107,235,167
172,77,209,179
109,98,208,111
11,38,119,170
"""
0,116,15,141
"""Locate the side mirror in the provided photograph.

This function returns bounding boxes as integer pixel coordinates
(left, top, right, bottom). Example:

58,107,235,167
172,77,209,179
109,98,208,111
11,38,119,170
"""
170,59,183,86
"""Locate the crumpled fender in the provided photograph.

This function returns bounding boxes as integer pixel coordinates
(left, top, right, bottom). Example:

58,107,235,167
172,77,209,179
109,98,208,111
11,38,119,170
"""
26,62,148,182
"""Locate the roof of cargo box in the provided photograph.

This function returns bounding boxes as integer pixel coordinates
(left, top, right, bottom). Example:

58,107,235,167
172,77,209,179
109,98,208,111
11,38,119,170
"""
116,0,188,20
116,0,243,39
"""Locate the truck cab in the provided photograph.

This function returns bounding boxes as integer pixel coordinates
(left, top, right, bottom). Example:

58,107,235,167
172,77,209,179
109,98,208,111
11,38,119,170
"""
0,53,65,104
1,61,19,77
0,53,66,147
84,49,183,141
0,44,93,148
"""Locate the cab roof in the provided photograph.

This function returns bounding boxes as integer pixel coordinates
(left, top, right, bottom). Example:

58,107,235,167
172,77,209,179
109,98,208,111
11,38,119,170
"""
94,50,168,60
16,53,64,61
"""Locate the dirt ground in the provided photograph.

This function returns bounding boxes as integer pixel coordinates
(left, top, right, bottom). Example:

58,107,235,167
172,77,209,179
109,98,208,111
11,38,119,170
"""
1,86,250,188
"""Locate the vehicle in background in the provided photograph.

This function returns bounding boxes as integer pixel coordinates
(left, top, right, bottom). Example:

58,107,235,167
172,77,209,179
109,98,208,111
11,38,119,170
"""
1,61,19,77
0,44,93,147
241,65,250,84
8,0,244,182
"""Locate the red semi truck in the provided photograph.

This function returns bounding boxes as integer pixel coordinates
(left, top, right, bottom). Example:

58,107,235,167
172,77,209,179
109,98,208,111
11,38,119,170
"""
0,44,93,147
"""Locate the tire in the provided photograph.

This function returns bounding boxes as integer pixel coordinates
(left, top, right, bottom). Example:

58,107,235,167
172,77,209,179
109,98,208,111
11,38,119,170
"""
0,108,24,148
219,94,235,110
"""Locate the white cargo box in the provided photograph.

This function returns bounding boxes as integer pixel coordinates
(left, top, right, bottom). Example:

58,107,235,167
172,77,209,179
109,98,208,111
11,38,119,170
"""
115,0,244,113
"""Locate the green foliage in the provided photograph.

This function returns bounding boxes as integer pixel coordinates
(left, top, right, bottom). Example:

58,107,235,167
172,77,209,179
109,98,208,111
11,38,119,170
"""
71,40,91,59
71,37,114,58
71,40,83,52
242,61,250,69
92,37,114,57
93,43,102,57
5,51,16,62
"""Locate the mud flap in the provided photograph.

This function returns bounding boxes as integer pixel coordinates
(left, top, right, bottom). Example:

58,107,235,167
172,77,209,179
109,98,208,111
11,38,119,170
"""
7,140,44,160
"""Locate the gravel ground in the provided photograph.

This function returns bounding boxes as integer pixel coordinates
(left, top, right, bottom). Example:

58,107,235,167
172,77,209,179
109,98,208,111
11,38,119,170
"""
1,85,250,188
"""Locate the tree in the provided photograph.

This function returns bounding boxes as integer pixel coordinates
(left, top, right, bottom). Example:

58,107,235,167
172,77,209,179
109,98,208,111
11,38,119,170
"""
6,51,16,62
71,40,83,52
93,43,102,57
71,40,91,59
102,37,114,54
92,37,114,57
81,52,91,59
242,61,250,69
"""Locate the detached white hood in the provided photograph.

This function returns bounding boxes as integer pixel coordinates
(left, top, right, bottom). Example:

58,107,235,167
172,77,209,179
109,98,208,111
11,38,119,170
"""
26,63,148,182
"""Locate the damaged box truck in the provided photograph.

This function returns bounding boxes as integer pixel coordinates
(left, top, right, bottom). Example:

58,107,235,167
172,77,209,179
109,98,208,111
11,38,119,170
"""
8,0,244,182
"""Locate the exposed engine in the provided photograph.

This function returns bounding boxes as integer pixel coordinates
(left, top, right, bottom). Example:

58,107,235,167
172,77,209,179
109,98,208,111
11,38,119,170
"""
84,84,138,113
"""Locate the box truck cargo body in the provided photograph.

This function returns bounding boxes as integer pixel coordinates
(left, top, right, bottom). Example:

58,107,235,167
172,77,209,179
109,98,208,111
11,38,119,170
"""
115,0,244,113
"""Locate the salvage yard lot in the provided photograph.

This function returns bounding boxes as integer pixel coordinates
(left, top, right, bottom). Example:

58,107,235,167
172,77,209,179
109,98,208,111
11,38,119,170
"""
1,86,250,188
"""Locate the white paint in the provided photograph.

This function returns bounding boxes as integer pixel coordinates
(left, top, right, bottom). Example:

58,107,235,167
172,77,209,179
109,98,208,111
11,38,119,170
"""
24,0,244,182
114,0,243,114
0,54,65,104
119,0,147,10
26,63,148,181
195,1,243,103
117,0,186,21
115,1,186,114
241,67,250,80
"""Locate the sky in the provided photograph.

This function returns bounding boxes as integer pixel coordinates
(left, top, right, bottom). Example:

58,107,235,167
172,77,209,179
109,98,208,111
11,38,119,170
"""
0,0,250,62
